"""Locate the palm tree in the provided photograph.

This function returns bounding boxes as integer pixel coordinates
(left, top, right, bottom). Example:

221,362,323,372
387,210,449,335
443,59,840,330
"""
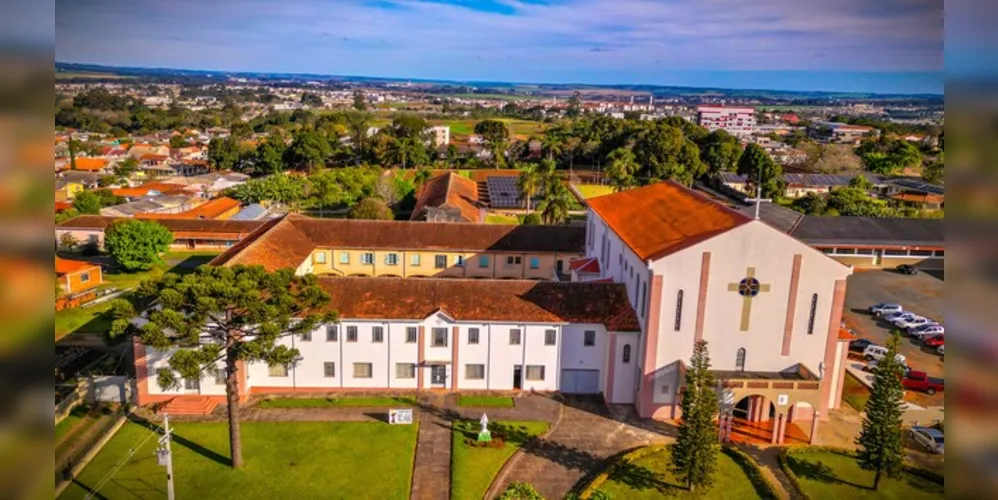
516,163,543,212
537,182,572,225
390,137,418,169
605,147,639,192
541,134,564,162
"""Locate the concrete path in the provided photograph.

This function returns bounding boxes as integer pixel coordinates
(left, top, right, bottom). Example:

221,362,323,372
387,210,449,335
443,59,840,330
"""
410,415,452,500
487,397,669,500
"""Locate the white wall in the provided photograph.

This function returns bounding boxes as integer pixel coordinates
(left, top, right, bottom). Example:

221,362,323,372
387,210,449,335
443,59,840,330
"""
610,334,639,404
648,221,852,376
587,211,652,331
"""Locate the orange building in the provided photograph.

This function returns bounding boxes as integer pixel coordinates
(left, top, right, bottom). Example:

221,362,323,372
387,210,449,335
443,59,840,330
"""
55,257,103,295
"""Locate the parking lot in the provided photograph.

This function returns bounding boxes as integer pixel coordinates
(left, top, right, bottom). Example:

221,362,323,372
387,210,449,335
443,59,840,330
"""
842,268,944,406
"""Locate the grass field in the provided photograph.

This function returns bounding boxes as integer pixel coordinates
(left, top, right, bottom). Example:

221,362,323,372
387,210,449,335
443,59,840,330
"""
485,214,522,225
575,184,615,199
60,421,418,500
451,420,549,500
592,446,775,499
56,71,134,80
457,396,515,408
427,119,549,140
784,450,944,499
842,373,871,412
54,302,115,341
257,396,417,408
448,93,542,102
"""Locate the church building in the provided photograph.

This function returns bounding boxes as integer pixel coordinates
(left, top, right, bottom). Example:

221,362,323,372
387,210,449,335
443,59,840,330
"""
133,181,854,443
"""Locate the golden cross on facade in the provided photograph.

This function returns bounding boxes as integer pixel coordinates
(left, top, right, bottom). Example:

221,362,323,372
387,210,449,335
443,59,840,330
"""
727,267,771,331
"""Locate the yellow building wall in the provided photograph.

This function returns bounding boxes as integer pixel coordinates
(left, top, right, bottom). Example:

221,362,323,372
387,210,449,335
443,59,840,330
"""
306,248,582,280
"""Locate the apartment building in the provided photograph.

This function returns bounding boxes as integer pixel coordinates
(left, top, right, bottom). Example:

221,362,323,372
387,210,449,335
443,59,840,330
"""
696,105,757,137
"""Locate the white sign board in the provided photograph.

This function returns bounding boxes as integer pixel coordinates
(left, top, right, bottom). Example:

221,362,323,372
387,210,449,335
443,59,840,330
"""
388,409,413,425
777,394,789,406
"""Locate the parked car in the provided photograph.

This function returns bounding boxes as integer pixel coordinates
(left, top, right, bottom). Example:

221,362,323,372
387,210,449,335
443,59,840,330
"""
863,345,908,365
849,338,875,353
864,359,912,374
894,315,928,329
903,370,945,395
885,311,917,324
911,326,946,340
869,303,903,316
909,426,944,454
902,317,934,332
896,264,919,275
923,335,945,348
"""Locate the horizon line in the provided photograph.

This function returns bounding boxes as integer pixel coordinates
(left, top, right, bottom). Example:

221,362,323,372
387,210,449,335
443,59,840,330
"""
55,61,944,98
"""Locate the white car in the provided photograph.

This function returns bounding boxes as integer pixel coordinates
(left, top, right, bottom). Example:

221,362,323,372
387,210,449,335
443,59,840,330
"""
901,317,934,331
894,315,928,329
909,426,944,454
910,325,945,339
885,311,916,323
869,303,903,316
863,345,907,366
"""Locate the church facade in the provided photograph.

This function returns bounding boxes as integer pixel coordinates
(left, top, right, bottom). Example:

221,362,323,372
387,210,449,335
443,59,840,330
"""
585,182,854,436
134,182,854,440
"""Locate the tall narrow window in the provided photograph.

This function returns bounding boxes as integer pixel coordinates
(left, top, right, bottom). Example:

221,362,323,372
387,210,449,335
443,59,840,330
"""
639,281,647,318
674,290,684,331
405,326,418,343
736,348,746,371
326,324,338,342
372,326,384,343
468,328,480,345
622,344,631,363
807,294,818,334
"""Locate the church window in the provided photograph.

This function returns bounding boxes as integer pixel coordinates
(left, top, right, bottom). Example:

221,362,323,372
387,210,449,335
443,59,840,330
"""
674,290,684,331
807,294,818,334
736,348,746,371
640,282,648,318
622,345,631,363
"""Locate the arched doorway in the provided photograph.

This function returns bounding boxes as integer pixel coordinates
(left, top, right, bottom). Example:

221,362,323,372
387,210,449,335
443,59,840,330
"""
732,394,773,421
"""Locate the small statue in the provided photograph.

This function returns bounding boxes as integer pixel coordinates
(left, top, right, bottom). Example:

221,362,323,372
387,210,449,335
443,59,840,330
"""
477,413,492,442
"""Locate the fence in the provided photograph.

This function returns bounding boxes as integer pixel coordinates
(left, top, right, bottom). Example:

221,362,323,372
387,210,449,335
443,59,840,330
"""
55,404,131,490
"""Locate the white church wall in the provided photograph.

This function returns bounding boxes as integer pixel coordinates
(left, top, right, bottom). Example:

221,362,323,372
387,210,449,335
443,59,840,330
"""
649,221,851,376
456,322,491,390
561,324,609,393
588,210,651,330
610,333,639,404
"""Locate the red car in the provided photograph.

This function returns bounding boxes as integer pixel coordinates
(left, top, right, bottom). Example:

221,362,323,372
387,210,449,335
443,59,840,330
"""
924,335,945,348
903,370,945,395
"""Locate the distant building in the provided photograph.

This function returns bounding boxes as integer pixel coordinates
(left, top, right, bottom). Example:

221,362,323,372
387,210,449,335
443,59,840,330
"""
696,105,756,137
428,126,451,147
410,172,483,223
810,122,877,144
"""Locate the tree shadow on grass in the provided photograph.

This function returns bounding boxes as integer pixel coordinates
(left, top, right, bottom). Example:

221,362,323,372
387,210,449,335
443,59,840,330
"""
71,478,109,500
605,460,681,495
130,415,231,467
787,455,873,490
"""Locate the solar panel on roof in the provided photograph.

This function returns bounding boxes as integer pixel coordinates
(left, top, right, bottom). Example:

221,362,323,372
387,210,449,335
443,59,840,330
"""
486,176,529,208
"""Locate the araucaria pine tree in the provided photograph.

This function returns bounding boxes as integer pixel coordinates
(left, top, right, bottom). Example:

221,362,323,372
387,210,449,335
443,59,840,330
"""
855,332,907,490
670,339,720,492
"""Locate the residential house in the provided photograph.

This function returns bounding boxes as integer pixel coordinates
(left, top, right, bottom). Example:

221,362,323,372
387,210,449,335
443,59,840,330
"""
410,172,484,223
56,215,265,251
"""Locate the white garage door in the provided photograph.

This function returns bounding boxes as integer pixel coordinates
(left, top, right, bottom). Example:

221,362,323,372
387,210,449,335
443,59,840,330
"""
561,369,600,394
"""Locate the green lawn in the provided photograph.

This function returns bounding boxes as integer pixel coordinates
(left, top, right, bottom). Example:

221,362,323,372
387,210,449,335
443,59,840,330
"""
592,446,775,499
842,373,871,412
784,450,944,499
101,252,219,290
55,301,114,340
60,420,418,500
55,408,87,443
457,396,515,408
451,420,549,500
485,214,521,225
575,184,615,199
257,396,418,408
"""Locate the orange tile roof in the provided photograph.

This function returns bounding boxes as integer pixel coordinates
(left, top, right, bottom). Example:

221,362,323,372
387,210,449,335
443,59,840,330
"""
112,182,188,198
55,257,99,276
315,277,640,331
410,172,482,222
137,197,240,220
569,257,600,274
890,193,944,204
838,328,857,341
586,181,752,261
71,158,108,172
210,214,585,272
55,201,73,212
57,214,264,237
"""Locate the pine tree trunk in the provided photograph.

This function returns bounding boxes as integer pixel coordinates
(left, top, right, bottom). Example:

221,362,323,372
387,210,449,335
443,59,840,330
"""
873,469,881,490
225,334,244,468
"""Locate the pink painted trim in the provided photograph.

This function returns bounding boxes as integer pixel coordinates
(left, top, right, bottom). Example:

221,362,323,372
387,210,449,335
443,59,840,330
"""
781,254,803,356
133,338,150,406
605,334,618,404
639,275,664,418
833,338,850,411
417,326,426,390
452,326,460,391
693,252,711,343
819,279,848,416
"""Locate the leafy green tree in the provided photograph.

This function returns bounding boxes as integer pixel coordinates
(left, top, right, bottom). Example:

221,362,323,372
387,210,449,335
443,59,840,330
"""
388,137,426,169
446,144,459,167
68,138,79,170
413,167,433,189
790,192,827,215
498,482,544,500
520,213,542,225
826,187,892,217
537,182,572,225
474,119,511,168
566,91,582,118
605,147,639,192
104,219,174,272
345,111,371,152
208,137,241,171
348,197,394,220
389,113,429,140
736,143,785,199
284,129,331,172
633,122,704,185
855,332,907,490
540,132,564,162
58,232,79,252
169,135,189,149
699,130,742,176
254,139,286,174
113,156,139,178
300,92,323,107
516,163,544,212
55,207,81,224
73,189,123,214
922,153,944,184
125,265,336,468
671,339,719,492
849,174,874,191
352,90,367,111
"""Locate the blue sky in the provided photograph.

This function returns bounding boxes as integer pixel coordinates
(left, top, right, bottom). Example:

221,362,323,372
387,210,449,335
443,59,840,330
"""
55,0,944,94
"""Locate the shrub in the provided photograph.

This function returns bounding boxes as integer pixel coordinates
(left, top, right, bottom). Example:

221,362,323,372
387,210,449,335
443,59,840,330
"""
498,482,544,500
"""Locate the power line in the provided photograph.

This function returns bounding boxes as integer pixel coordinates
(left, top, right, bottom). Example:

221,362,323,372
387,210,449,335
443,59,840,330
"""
83,417,165,500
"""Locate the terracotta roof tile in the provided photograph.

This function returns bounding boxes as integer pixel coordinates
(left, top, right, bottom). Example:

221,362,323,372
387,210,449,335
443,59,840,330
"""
410,172,482,222
569,257,600,274
316,277,640,331
587,181,751,261
137,197,241,220
890,193,944,204
209,217,312,271
57,215,264,237
55,257,98,275
71,158,108,172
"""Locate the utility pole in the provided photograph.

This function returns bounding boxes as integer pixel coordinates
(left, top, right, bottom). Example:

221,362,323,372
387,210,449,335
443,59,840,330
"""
157,414,176,500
